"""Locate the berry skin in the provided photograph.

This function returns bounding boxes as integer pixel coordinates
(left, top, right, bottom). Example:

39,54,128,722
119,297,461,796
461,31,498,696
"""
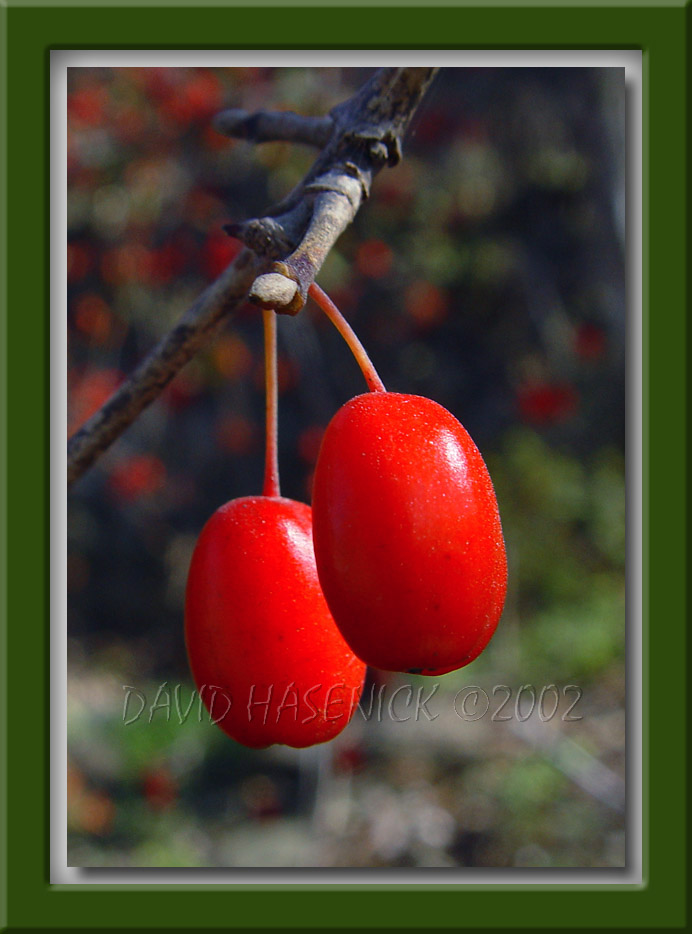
185,496,366,748
312,392,507,674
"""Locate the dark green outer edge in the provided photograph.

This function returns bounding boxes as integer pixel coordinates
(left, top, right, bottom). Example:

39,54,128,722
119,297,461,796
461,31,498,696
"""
3,2,688,930
0,1,9,929
1,0,689,8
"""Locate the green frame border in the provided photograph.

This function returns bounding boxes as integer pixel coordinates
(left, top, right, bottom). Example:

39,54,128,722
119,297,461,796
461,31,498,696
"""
1,1,687,929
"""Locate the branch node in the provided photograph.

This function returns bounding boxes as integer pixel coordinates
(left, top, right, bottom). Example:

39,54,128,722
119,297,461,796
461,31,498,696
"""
249,271,302,315
222,218,294,258
305,171,365,209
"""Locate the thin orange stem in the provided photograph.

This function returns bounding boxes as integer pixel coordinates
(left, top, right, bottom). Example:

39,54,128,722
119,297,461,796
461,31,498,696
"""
262,308,280,497
308,282,386,393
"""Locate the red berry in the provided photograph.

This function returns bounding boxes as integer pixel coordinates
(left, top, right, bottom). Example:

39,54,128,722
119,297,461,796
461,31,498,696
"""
312,392,507,674
185,496,366,748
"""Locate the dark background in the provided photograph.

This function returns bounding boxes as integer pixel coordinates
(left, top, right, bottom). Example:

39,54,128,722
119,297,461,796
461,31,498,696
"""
67,66,625,868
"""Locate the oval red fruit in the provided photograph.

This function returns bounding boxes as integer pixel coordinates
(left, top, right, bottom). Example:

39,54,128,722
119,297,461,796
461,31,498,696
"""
185,496,366,748
312,393,507,674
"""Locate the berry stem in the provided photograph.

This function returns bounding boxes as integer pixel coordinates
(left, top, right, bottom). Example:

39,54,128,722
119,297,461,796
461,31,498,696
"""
308,283,386,393
262,308,280,497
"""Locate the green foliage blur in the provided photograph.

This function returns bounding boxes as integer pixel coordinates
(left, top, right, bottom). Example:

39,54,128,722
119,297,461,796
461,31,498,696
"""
67,65,625,869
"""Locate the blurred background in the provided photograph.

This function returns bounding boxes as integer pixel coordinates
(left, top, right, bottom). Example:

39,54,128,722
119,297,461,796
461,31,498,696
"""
66,66,626,868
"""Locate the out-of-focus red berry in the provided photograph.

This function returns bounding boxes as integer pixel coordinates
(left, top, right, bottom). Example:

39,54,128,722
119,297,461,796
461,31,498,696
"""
517,381,578,424
68,84,108,127
67,760,85,798
108,454,166,502
139,67,175,101
101,244,153,285
150,242,188,284
375,162,416,207
185,190,224,229
334,742,367,774
459,116,489,143
414,107,460,145
240,775,282,821
212,334,253,380
67,243,92,282
356,239,393,279
574,322,606,361
404,281,449,329
161,370,202,412
112,104,148,144
276,356,298,394
203,122,230,151
79,791,115,835
68,368,123,435
252,355,297,394
142,767,177,812
215,415,258,456
160,71,224,125
74,293,113,344
203,232,243,279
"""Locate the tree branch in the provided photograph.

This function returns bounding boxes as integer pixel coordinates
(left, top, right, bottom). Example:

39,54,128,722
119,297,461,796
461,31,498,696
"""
67,67,438,489
238,67,439,314
67,249,263,487
213,108,333,148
